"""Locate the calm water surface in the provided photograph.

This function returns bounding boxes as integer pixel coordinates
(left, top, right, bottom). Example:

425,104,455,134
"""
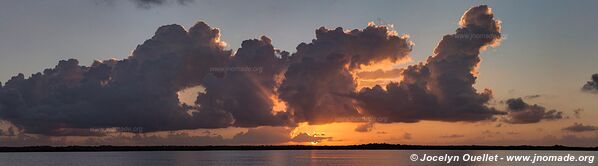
0,150,596,166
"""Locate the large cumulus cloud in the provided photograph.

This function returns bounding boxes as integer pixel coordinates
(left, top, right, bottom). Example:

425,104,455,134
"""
279,24,413,124
0,22,234,135
350,5,505,123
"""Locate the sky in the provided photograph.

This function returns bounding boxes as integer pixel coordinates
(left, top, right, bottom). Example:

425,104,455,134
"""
0,0,597,146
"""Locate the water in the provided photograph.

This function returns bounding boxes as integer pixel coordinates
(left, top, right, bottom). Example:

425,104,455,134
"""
0,150,595,166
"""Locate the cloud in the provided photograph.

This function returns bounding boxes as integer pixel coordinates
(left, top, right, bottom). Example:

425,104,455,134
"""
228,127,329,145
524,94,542,99
351,5,504,123
197,36,293,128
562,123,598,132
290,133,331,143
502,98,563,124
354,122,374,132
230,127,296,145
279,24,413,125
582,73,598,92
440,134,465,139
0,22,233,135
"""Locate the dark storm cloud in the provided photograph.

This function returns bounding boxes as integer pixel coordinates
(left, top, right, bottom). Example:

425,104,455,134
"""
279,24,413,124
562,123,598,132
502,98,563,124
582,73,598,92
351,5,504,123
0,22,234,135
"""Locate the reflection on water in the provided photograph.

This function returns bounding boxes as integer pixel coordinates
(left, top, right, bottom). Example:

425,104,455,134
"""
0,150,596,166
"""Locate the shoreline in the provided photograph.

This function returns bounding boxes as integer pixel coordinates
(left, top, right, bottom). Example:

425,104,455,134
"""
0,144,596,152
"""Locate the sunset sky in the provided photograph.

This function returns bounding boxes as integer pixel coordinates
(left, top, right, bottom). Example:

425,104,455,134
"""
0,0,597,147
